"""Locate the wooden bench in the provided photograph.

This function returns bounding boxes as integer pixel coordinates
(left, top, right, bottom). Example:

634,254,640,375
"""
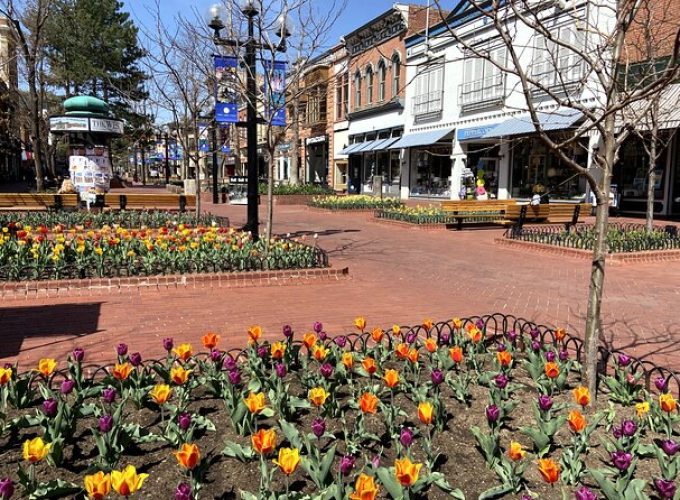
103,193,196,212
547,203,592,228
0,193,79,211
505,203,592,235
440,199,517,230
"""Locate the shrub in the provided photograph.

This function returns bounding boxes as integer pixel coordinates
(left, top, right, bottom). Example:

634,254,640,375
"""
309,195,402,210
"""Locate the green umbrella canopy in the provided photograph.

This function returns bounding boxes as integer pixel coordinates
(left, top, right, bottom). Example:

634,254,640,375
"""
63,96,110,117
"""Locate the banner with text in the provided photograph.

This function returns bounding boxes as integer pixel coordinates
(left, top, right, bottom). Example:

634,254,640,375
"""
263,60,287,127
214,55,239,123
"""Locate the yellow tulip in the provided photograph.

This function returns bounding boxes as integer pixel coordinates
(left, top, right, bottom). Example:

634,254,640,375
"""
308,387,329,407
394,457,422,487
244,392,266,414
273,447,300,475
23,436,51,463
111,465,148,496
36,358,57,377
149,384,172,405
84,471,111,500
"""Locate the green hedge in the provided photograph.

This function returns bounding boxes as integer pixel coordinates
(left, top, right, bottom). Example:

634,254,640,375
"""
308,195,402,210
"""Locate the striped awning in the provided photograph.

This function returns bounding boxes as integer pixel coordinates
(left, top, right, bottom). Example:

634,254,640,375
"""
389,128,455,149
482,108,583,138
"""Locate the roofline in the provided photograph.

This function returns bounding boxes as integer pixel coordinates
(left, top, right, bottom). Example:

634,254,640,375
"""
342,3,419,40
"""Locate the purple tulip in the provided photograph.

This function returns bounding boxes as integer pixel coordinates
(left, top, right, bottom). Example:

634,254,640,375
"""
559,350,570,362
371,455,381,468
319,363,334,379
476,319,485,330
431,368,444,386
406,331,417,344
400,427,414,448
621,420,637,437
116,343,128,357
178,412,192,431
506,330,518,343
257,345,268,359
613,426,623,439
313,322,323,333
0,477,15,499
311,417,326,438
611,450,633,471
282,325,293,338
210,349,222,362
545,350,556,362
98,415,113,433
497,342,507,352
42,398,58,418
655,376,669,393
495,374,509,390
228,369,241,385
175,482,192,500
2,363,11,370
335,336,347,348
163,337,174,352
102,387,116,404
275,363,287,378
654,479,677,499
223,356,237,371
339,455,356,476
661,439,680,456
617,353,631,367
60,378,75,395
129,352,142,367
574,486,598,500
538,394,553,412
71,347,84,363
529,328,540,340
486,404,500,424
439,331,450,345
318,331,328,341
531,340,541,352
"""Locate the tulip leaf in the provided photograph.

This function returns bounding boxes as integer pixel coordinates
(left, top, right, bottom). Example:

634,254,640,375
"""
376,466,404,500
478,484,514,500
28,479,80,499
319,443,337,485
589,468,621,500
279,419,303,450
222,440,254,462
623,478,648,500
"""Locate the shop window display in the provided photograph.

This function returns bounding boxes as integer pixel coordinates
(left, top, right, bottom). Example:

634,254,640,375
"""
411,148,450,197
615,136,668,213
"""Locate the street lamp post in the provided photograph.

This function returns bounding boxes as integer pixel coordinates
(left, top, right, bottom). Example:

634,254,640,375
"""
212,121,219,204
208,1,289,241
164,132,170,185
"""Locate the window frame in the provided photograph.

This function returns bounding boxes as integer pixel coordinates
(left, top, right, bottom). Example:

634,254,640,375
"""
366,65,374,104
354,70,362,110
391,53,401,97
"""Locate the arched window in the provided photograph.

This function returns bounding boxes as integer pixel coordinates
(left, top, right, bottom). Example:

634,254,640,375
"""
354,71,362,109
366,66,374,104
378,60,387,101
391,53,401,97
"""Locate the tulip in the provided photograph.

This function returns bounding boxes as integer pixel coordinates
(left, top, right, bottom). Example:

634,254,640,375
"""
371,328,385,343
116,343,128,357
431,368,444,386
537,458,560,484
173,343,193,361
318,331,327,341
303,332,317,350
275,363,287,378
394,457,422,487
418,401,434,425
71,347,85,363
497,342,507,352
544,350,556,362
439,331,450,344
405,331,417,344
273,448,300,475
22,436,51,463
60,378,75,395
495,374,508,389
655,376,669,393
223,356,237,371
395,343,409,360
149,384,172,405
573,386,591,407
257,345,268,359
84,471,111,500
341,352,353,370
662,439,680,456
36,358,57,377
339,454,356,477
531,340,541,352
574,486,598,500
568,410,586,433
468,328,483,343
507,441,526,461
313,321,323,333
42,398,58,418
102,387,116,404
506,330,518,343
99,415,114,433
359,393,379,414
282,324,293,338
452,317,463,329
178,412,192,431
407,348,419,364
354,316,366,331
128,352,142,367
449,346,464,363
660,393,677,413
0,367,11,386
0,477,14,500
486,404,500,424
383,369,400,389
112,362,133,381
559,350,569,362
635,401,650,418
270,341,286,360
244,392,266,414
424,337,437,353
175,482,192,500
308,387,329,407
611,450,632,471
544,362,559,379
163,337,174,352
335,336,347,348
228,369,241,385
621,419,637,437
530,328,540,340
362,357,377,375
655,479,677,499
252,428,277,455
311,344,327,361
111,465,148,496
170,366,192,385
210,349,222,362
247,325,262,344
400,427,414,448
538,394,553,412
175,443,200,470
311,417,326,438
349,473,379,500
555,327,566,341
201,333,219,349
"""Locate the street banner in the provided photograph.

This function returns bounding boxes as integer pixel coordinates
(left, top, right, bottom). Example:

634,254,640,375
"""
214,55,239,123
263,60,287,127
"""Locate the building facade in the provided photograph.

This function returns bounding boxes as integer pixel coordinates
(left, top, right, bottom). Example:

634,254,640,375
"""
0,16,20,182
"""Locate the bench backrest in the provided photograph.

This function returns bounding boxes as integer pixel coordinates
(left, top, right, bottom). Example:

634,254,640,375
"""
0,193,79,208
104,193,196,211
441,199,516,212
547,203,591,223
505,204,550,220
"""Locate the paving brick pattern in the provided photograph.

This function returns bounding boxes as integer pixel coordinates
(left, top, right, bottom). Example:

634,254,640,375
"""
1,200,679,373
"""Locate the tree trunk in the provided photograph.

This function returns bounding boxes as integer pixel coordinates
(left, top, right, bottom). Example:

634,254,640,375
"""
266,152,275,243
645,130,658,232
28,70,45,191
289,86,300,185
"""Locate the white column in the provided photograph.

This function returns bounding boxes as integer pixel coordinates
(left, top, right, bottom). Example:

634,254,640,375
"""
497,141,510,200
400,148,411,200
450,140,466,200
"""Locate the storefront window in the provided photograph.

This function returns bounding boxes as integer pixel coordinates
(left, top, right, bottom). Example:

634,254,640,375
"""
615,135,668,213
411,147,450,197
335,162,347,187
465,144,500,198
511,137,588,200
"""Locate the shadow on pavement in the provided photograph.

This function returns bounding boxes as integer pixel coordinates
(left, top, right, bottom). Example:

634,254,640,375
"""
282,229,361,238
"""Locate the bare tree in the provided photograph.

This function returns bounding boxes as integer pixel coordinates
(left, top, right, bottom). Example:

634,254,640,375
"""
432,0,680,394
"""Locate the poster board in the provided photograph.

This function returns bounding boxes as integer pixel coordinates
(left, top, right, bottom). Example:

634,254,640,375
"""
69,148,111,194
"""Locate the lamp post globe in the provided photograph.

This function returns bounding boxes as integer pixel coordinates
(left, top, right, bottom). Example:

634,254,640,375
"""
208,4,225,36
241,0,258,17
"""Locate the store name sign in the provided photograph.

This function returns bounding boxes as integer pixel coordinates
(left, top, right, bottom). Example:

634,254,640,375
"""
457,125,496,141
90,118,124,135
306,136,326,145
49,116,125,136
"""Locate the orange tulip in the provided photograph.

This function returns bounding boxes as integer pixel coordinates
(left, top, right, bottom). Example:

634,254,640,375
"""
244,392,266,414
567,410,586,433
273,447,300,475
537,458,560,484
497,351,513,367
418,401,434,425
573,386,591,407
302,332,317,350
392,324,401,336
555,328,566,342
407,348,419,364
395,343,409,360
173,343,193,361
422,318,433,331
349,473,379,500
354,316,367,331
383,369,400,389
507,441,526,461
342,352,354,370
112,363,133,381
174,443,200,470
371,328,385,343
247,325,262,344
311,344,327,362
449,346,464,363
359,392,379,414
0,366,12,385
270,341,286,360
252,428,277,455
149,384,172,405
84,471,111,500
36,358,57,377
660,393,677,413
452,317,463,329
544,362,559,379
308,387,329,407
394,457,422,487
468,327,483,343
201,333,219,350
424,338,438,353
170,366,191,385
362,357,377,375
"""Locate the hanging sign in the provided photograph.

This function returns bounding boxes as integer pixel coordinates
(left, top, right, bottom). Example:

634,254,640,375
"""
214,55,239,123
263,60,287,127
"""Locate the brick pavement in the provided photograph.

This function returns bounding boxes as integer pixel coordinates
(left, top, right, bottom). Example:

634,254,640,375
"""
1,199,679,372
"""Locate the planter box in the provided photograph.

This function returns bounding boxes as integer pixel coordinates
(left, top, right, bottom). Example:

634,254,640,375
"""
258,194,330,205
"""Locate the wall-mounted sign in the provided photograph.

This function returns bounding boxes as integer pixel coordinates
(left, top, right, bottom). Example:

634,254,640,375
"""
306,135,326,145
276,142,291,151
456,125,497,141
90,118,124,135
49,117,89,132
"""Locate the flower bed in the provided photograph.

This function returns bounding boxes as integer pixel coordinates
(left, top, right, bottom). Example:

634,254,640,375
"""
258,184,334,196
0,220,326,281
375,206,452,225
0,315,678,499
308,195,402,211
507,223,680,253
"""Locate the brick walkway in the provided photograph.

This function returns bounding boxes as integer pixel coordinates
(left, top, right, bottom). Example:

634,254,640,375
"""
1,198,679,372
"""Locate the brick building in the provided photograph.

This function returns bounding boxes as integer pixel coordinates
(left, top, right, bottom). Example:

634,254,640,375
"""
0,16,20,182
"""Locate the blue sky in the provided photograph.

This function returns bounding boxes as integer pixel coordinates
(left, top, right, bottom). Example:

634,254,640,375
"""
126,0,405,51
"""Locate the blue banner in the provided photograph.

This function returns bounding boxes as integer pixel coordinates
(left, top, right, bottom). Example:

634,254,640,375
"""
214,55,239,123
263,60,287,127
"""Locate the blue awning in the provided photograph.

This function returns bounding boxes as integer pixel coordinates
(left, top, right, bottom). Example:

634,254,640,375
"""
354,139,381,152
339,142,365,155
389,128,455,149
482,109,582,139
373,137,400,151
